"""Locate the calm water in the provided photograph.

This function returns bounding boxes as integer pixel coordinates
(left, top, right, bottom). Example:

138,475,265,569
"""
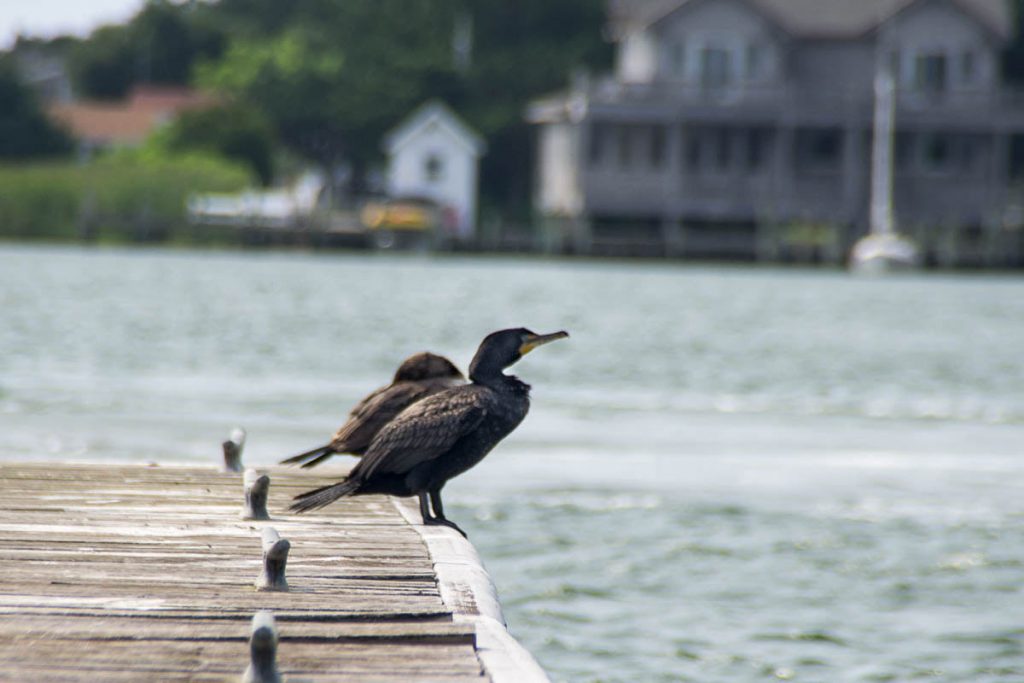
1,244,1023,682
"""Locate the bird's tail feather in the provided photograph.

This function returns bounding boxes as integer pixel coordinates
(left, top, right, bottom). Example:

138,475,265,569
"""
299,451,338,469
289,477,361,513
280,444,331,467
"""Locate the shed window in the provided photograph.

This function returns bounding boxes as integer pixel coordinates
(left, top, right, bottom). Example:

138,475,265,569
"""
424,154,444,182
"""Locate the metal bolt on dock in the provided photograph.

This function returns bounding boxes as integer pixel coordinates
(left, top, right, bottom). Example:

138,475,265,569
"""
241,469,271,520
223,427,246,472
255,527,290,592
242,611,281,683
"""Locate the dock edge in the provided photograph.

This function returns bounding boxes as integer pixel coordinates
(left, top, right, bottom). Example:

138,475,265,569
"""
392,497,551,683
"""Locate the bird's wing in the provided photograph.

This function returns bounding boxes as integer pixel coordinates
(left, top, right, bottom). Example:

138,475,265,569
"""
355,386,491,479
330,382,432,452
345,384,392,420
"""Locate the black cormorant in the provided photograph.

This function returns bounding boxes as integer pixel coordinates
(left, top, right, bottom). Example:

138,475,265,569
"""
280,352,464,468
289,328,569,536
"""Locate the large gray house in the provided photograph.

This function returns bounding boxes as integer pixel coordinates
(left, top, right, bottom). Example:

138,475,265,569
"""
528,0,1024,262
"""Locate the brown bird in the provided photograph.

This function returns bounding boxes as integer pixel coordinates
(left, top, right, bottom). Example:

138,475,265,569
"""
289,328,568,536
280,352,464,468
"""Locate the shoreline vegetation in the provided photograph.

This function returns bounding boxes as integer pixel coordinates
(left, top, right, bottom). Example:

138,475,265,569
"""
2,157,1024,269
0,156,250,245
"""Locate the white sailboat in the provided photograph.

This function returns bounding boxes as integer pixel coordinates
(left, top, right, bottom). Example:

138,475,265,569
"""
849,63,921,273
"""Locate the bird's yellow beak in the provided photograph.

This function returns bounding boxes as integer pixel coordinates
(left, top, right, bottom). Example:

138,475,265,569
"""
519,330,569,356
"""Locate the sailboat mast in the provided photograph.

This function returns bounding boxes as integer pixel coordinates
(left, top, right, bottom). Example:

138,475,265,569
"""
869,62,896,236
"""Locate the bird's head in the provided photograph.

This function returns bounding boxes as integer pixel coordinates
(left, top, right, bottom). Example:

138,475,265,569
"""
469,328,569,382
393,352,464,382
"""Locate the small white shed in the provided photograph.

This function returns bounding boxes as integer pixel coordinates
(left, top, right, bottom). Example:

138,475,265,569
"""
384,101,486,240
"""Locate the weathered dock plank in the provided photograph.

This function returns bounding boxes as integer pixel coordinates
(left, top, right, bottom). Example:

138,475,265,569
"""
0,462,547,682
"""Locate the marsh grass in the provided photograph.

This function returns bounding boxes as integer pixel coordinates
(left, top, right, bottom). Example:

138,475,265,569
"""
0,155,250,243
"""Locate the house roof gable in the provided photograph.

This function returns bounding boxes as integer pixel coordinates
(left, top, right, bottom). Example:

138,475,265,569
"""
880,0,1009,40
646,0,793,38
610,0,1010,41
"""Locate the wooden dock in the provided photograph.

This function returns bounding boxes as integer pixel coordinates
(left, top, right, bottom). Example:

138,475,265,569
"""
0,462,547,682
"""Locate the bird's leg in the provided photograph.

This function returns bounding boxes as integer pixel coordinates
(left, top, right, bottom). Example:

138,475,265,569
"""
423,489,467,538
417,492,435,523
428,489,445,519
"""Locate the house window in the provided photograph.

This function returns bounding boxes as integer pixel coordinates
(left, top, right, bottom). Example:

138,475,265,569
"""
796,128,842,171
924,135,949,167
745,44,764,80
712,128,731,170
424,154,444,182
746,128,771,171
1010,135,1024,180
650,126,666,168
894,132,913,171
700,47,731,89
669,42,686,77
588,123,607,165
685,127,736,172
617,125,634,169
889,49,901,79
961,51,976,84
686,136,701,170
922,133,951,172
913,53,947,94
955,135,976,172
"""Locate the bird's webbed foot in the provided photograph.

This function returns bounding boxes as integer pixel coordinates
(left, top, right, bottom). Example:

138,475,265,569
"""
423,515,467,538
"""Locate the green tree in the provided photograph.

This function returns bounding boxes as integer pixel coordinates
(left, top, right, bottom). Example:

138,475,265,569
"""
70,25,135,98
0,59,73,159
461,0,612,216
154,103,277,185
197,2,461,177
132,0,226,85
71,0,226,99
196,28,346,170
62,0,612,212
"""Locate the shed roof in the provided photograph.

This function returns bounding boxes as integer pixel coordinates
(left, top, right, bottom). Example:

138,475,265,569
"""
384,100,486,157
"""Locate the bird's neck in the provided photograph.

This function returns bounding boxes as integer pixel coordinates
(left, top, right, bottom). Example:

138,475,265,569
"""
468,364,504,386
469,351,530,394
471,371,530,396
468,353,502,385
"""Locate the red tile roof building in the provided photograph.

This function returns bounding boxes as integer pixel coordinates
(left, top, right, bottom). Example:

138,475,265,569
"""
47,86,217,148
